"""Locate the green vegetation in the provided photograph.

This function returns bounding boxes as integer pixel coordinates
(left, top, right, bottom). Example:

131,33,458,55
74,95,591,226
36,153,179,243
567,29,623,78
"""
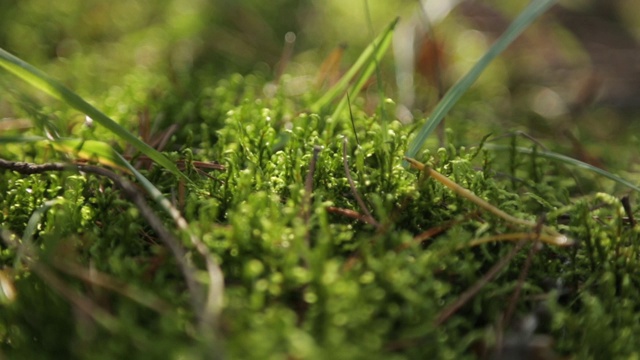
1,1,640,359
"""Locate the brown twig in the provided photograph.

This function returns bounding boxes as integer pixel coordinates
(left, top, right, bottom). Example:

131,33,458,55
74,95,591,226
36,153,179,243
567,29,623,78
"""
303,146,323,250
52,259,171,313
405,157,572,246
275,31,297,82
502,217,545,328
0,229,121,332
304,146,323,222
342,137,380,229
435,239,529,326
0,158,206,324
409,212,481,249
326,206,379,226
32,262,121,332
621,195,636,227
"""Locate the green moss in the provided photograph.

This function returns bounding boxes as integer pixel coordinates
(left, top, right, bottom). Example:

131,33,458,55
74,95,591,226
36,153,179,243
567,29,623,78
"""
3,73,639,358
2,3,640,358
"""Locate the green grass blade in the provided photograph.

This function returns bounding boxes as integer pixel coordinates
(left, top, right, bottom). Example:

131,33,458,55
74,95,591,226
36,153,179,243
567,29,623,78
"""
0,136,131,170
485,144,640,193
404,0,556,161
311,17,399,113
0,135,47,143
16,198,64,271
49,138,134,171
22,199,63,244
0,47,189,182
0,136,192,201
1,137,184,196
330,19,396,120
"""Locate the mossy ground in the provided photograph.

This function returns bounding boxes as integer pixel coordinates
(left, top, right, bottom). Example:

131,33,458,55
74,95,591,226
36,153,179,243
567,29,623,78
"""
2,2,640,359
2,72,640,359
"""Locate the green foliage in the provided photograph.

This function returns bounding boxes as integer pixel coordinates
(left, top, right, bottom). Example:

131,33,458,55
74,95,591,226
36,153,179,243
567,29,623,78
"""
1,1,640,359
3,72,640,358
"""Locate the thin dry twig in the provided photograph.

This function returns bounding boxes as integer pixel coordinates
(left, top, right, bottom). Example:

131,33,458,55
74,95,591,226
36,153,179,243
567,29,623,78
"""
621,195,636,227
302,146,323,264
342,137,380,229
32,262,121,332
326,206,379,226
275,31,297,81
435,238,530,326
304,146,323,224
0,158,207,324
0,229,120,332
405,157,572,246
52,259,171,313
465,232,568,248
502,217,545,327
410,211,481,248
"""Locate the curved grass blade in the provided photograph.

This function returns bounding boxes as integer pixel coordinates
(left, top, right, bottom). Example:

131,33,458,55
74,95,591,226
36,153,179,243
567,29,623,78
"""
330,18,396,120
22,199,63,245
0,136,187,206
51,138,133,172
405,156,571,246
0,135,48,143
0,47,189,182
485,143,640,193
0,136,131,171
404,0,557,162
311,17,399,113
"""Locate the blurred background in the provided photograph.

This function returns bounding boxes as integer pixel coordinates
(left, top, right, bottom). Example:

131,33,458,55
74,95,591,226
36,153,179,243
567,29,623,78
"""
1,0,639,168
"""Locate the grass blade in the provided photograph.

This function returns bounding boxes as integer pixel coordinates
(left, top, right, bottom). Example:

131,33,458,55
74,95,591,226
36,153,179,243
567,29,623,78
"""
0,47,189,182
50,138,134,171
0,135,131,171
1,135,198,207
330,18,396,120
311,17,399,113
404,0,557,161
485,143,640,193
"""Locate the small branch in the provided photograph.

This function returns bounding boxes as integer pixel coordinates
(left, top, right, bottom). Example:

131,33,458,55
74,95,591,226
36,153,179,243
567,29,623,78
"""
315,43,347,88
1,229,121,333
275,31,296,82
502,216,545,328
301,146,322,266
465,232,569,248
326,206,378,226
621,195,636,227
405,157,572,246
52,259,171,313
303,146,323,225
32,262,122,332
435,239,529,326
0,158,205,323
409,212,481,249
503,241,541,327
342,137,380,229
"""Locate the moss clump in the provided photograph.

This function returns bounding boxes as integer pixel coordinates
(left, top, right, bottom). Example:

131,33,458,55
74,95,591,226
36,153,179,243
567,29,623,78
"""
1,72,639,359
